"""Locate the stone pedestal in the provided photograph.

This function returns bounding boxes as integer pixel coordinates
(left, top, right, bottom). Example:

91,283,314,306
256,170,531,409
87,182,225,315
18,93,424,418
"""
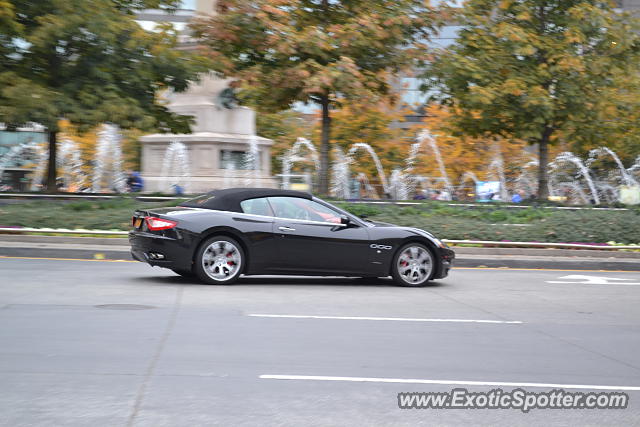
140,74,278,193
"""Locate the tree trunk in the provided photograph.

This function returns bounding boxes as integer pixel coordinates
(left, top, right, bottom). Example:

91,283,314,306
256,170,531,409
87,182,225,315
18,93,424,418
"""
537,127,552,201
46,130,57,193
319,95,331,195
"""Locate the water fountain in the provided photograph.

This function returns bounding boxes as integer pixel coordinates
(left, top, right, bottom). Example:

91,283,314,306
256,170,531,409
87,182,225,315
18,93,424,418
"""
329,142,392,197
456,171,480,198
347,143,390,195
58,139,86,190
160,141,191,193
28,145,49,191
243,135,261,187
0,142,42,189
320,129,635,203
406,130,453,195
486,143,510,202
548,152,600,204
388,168,409,200
222,150,236,189
92,124,126,193
629,156,640,175
587,147,638,188
24,139,85,191
355,172,377,199
282,137,320,190
330,147,351,198
512,158,539,197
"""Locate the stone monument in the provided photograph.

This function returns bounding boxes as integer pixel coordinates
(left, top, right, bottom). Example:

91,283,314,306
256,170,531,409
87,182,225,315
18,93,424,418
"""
139,74,277,193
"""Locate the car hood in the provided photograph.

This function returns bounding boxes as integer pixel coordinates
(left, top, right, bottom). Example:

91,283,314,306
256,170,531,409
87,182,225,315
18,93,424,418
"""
367,220,440,240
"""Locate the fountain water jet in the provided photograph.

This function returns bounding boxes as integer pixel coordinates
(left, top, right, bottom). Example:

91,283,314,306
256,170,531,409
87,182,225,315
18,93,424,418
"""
549,152,600,204
587,147,638,188
160,141,191,193
243,135,261,187
92,124,126,193
282,138,320,190
347,143,390,195
57,139,85,190
222,150,236,188
0,142,43,190
388,169,408,199
406,130,453,195
486,143,510,201
330,147,351,198
456,171,479,198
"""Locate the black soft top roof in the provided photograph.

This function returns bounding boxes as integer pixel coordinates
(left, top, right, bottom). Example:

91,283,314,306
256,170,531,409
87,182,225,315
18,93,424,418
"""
179,188,312,212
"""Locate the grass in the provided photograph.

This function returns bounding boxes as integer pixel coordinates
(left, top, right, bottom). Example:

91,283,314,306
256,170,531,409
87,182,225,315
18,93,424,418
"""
0,197,186,231
1,197,639,244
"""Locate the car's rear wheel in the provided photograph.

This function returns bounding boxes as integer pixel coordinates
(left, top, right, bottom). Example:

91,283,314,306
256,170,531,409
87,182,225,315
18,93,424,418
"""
391,243,435,287
194,236,244,285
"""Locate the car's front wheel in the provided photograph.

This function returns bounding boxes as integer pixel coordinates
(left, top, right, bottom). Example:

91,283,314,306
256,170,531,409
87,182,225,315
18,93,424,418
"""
194,236,244,285
391,243,435,287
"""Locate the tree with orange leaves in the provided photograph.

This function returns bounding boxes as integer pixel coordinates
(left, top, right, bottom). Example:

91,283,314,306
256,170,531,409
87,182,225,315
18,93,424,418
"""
192,0,448,194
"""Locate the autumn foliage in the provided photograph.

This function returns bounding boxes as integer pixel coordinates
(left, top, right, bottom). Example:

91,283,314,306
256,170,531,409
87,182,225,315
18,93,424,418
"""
192,0,447,193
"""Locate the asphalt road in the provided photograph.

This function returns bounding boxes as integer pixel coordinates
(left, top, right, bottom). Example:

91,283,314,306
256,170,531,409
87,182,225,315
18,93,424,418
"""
1,257,640,426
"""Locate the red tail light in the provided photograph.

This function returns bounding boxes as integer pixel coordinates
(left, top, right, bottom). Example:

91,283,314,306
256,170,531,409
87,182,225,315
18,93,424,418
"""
145,217,178,231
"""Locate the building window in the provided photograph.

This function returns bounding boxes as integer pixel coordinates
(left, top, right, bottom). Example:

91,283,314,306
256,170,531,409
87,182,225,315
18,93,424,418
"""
220,150,261,170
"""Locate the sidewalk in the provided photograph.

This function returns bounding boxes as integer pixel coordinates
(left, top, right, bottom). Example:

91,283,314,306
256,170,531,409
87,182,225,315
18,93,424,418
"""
1,234,638,271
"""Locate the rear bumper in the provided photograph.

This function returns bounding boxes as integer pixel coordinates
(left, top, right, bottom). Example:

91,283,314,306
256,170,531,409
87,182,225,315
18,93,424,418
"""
129,230,193,270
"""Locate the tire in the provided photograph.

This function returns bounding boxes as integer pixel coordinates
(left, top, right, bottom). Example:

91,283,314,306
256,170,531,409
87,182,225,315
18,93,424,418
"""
171,268,195,278
194,236,245,285
391,242,435,287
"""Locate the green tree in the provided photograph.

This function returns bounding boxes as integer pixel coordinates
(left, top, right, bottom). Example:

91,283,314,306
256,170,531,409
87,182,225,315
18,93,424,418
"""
424,0,640,200
192,0,444,194
0,0,205,191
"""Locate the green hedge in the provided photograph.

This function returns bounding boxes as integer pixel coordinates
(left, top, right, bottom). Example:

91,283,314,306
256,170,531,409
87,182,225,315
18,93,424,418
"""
335,202,640,244
1,198,639,244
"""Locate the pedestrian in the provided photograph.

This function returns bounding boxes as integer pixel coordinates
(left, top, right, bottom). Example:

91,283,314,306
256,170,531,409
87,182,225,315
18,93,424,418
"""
511,189,525,203
413,190,427,200
128,172,144,192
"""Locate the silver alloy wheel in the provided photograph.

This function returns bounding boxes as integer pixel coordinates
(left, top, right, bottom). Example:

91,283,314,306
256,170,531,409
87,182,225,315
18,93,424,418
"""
201,240,242,281
397,245,433,285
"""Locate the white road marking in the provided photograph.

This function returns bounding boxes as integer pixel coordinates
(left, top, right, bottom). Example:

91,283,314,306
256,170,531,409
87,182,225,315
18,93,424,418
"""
248,314,522,324
546,275,640,285
259,375,640,391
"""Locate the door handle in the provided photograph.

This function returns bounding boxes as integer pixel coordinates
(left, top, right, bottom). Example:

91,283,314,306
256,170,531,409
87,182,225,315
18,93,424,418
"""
278,226,296,232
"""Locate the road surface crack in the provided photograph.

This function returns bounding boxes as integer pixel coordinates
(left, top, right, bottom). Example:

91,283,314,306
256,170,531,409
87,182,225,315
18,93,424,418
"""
126,286,183,427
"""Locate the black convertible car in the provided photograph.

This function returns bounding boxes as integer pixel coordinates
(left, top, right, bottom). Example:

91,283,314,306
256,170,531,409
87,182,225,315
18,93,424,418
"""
129,188,454,286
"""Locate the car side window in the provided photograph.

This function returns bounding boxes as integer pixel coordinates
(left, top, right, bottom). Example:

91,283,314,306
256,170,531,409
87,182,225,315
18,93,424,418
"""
267,197,342,224
240,197,274,217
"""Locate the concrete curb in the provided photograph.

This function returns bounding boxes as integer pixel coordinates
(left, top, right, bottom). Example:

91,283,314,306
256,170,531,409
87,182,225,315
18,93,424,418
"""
1,234,639,258
1,240,638,271
454,255,640,272
0,247,133,261
0,234,130,246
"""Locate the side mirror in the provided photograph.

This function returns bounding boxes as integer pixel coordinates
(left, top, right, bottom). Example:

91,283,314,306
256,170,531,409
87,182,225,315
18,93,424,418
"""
340,215,351,226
